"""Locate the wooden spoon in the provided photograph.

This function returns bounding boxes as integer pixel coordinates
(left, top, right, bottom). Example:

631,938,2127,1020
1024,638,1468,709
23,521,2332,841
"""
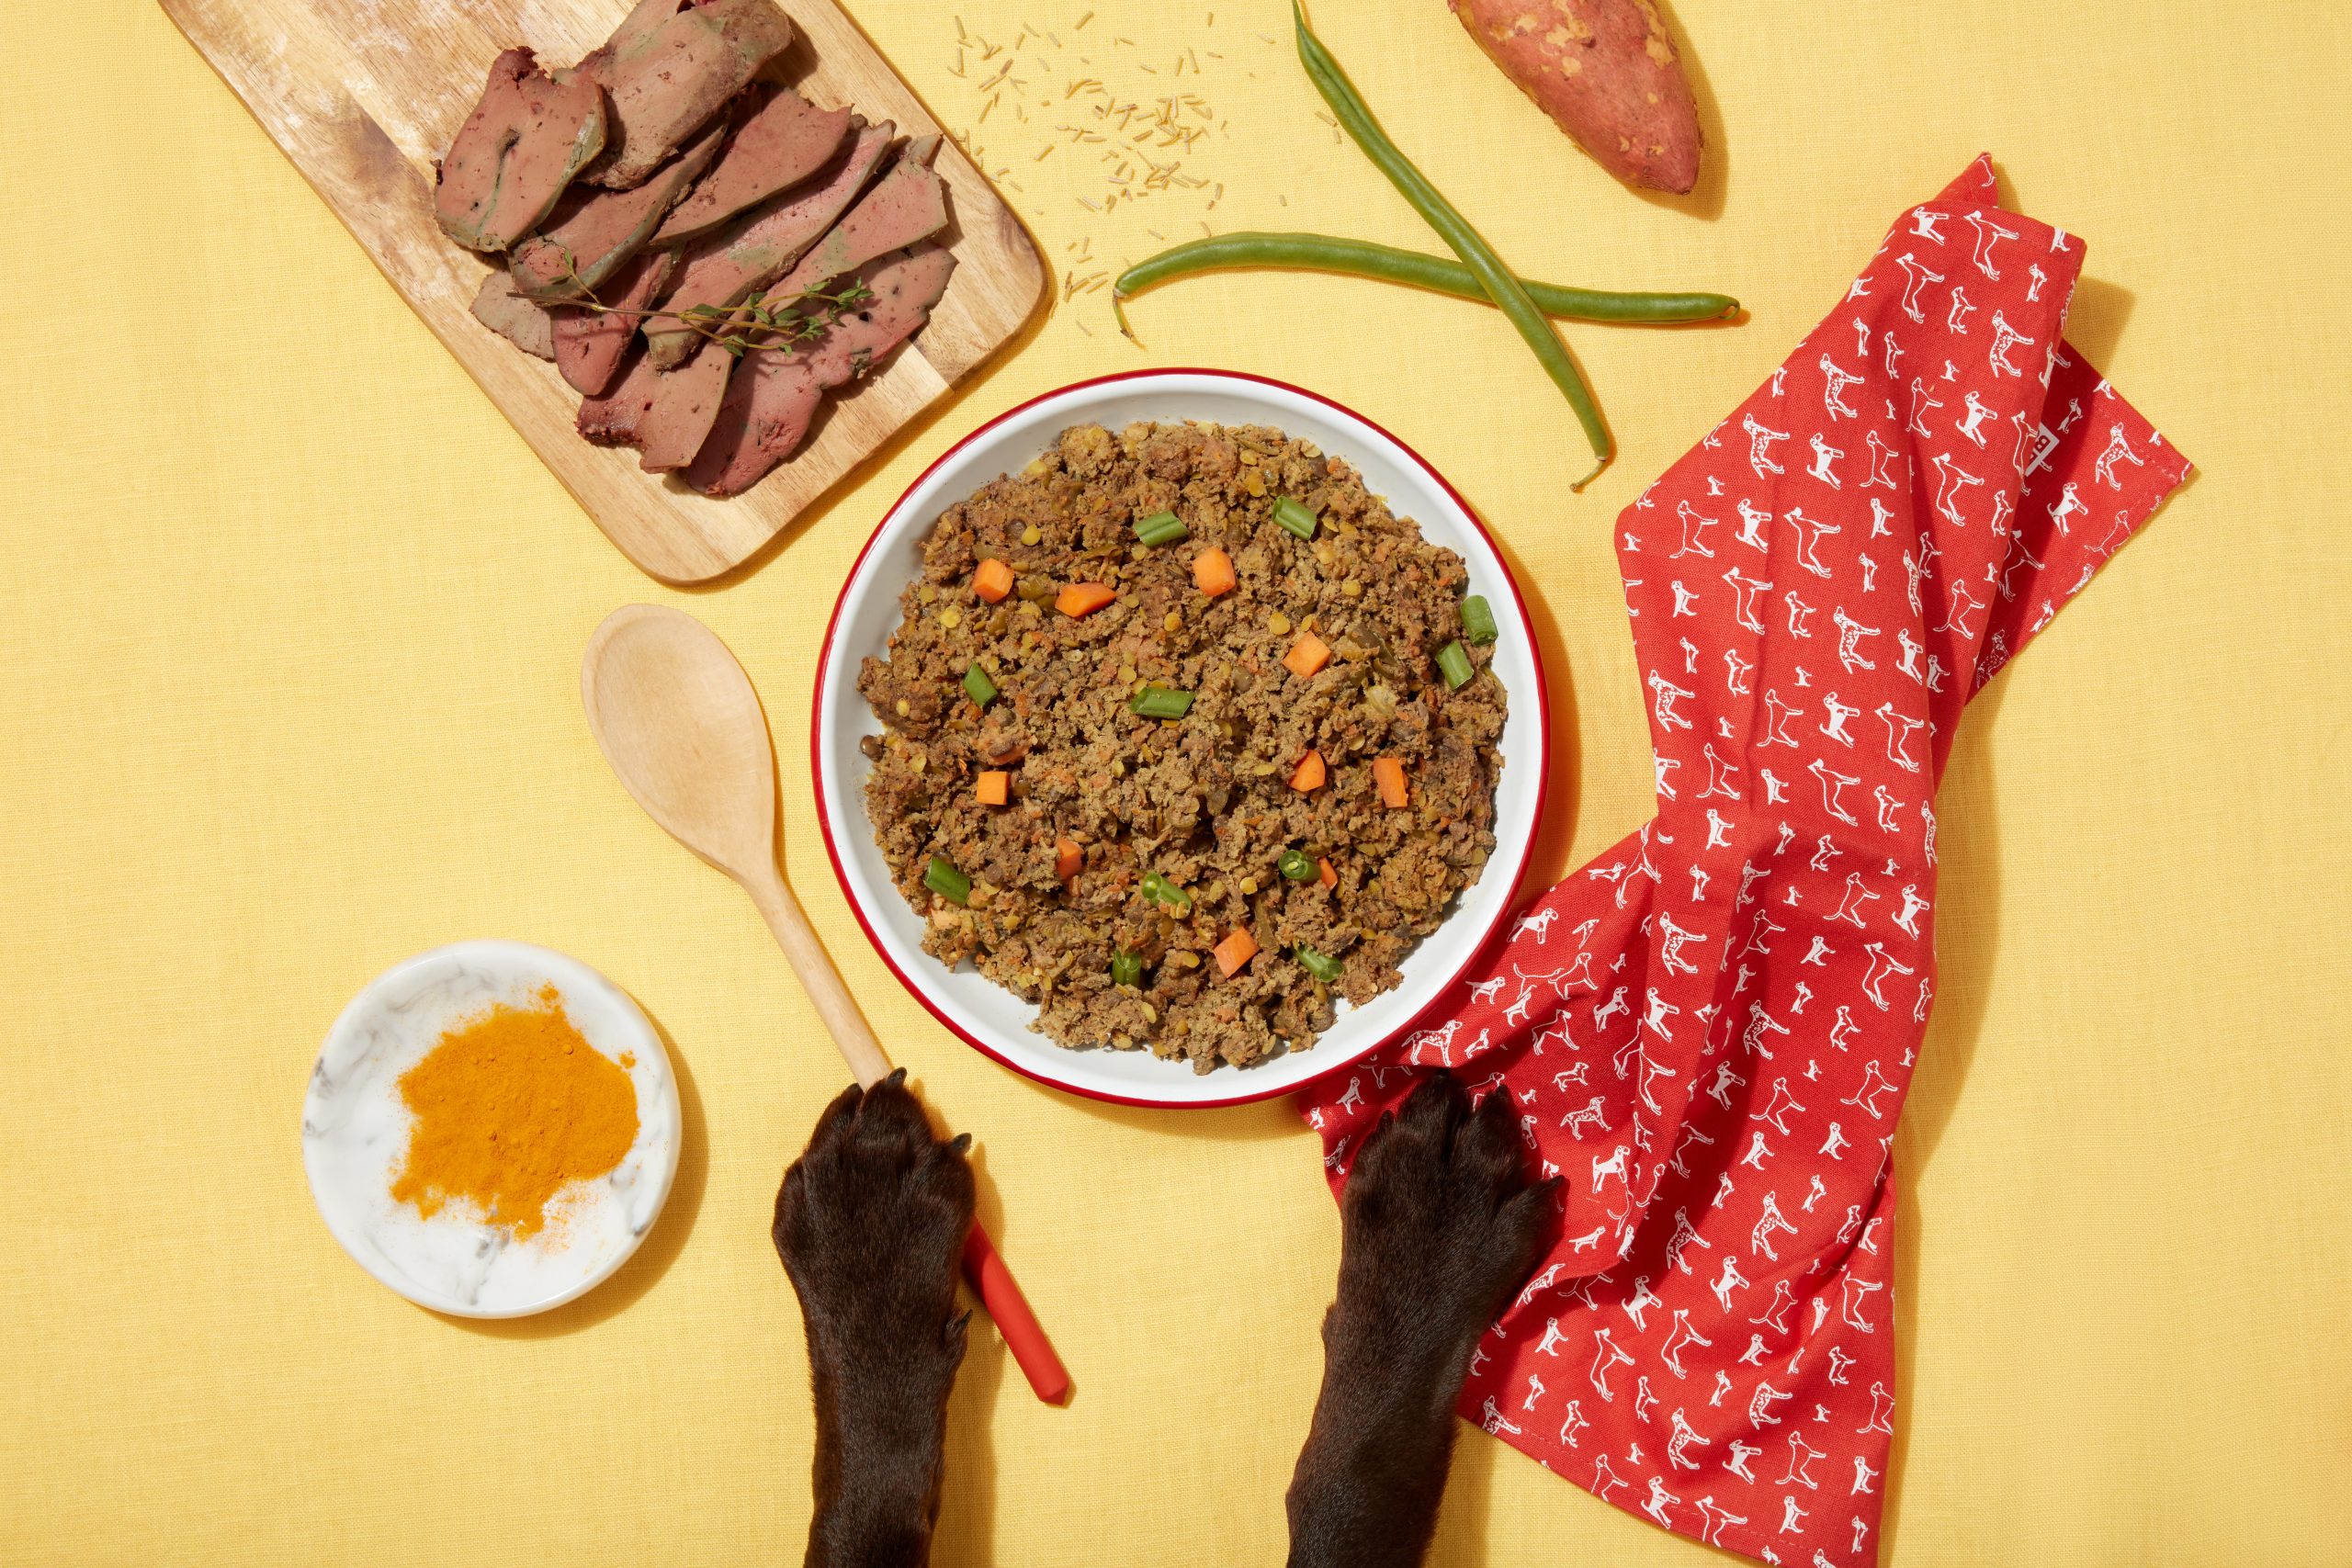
582,603,1068,1404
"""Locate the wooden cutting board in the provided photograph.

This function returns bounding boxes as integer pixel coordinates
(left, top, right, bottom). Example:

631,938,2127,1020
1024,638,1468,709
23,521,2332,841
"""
160,0,1047,582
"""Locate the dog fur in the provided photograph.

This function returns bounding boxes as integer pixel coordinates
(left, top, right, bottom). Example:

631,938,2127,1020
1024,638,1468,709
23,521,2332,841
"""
774,1070,1555,1568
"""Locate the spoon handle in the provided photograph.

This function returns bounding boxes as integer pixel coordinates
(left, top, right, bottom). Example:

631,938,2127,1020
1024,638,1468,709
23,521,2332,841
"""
744,867,894,1085
743,869,1071,1405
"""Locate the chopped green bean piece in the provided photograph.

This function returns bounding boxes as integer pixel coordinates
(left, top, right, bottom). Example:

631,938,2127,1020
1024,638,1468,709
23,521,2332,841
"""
1295,945,1344,983
1273,495,1319,539
1129,685,1194,720
1110,951,1143,987
1140,871,1193,912
924,856,972,905
1278,848,1317,883
1460,594,1499,645
1435,638,1474,690
1133,510,1188,547
962,664,997,706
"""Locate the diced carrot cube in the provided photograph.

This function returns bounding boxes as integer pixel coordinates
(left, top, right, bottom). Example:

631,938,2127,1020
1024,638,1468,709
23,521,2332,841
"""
1055,837,1082,881
1317,856,1337,890
1193,547,1238,597
973,558,1015,603
1283,632,1332,681
1056,581,1116,617
976,771,1010,806
1289,750,1327,792
1373,756,1408,809
1213,928,1260,977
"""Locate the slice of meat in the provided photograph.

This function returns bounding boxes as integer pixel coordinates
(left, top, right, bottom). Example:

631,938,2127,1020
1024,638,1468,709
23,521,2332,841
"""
658,135,945,374
637,341,739,471
640,118,894,368
508,119,723,300
469,268,557,357
580,0,675,66
552,249,676,395
684,243,957,497
740,135,945,312
579,0,795,191
435,48,606,252
576,338,736,473
579,345,662,446
651,85,853,245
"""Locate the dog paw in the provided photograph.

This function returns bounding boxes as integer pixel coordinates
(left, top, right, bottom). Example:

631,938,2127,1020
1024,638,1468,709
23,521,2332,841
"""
1333,1072,1558,1359
774,1070,975,1384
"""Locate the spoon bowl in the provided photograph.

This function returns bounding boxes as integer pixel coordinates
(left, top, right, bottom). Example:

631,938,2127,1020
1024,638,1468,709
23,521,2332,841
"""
582,604,778,884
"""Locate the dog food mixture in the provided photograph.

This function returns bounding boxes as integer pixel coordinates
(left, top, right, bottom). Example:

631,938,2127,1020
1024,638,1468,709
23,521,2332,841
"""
856,420,1508,1071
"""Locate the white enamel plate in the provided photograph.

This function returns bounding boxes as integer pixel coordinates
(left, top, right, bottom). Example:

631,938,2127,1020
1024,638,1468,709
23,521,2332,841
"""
813,371,1550,1110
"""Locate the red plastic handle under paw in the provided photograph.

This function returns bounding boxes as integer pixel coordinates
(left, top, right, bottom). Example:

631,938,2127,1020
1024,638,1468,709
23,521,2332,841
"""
961,1224,1069,1404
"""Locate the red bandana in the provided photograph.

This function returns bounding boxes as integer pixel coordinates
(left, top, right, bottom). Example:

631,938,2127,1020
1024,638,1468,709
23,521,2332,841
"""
1297,157,2191,1565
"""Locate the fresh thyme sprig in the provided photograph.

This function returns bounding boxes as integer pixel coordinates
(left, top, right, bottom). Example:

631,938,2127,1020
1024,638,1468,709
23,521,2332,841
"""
548,246,876,357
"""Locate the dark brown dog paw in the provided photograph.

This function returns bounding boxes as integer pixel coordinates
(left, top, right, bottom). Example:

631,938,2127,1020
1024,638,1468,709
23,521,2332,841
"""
1334,1072,1559,1361
774,1070,976,1388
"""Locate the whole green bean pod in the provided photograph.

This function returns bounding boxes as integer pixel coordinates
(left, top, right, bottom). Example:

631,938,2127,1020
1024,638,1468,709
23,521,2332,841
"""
1114,231,1737,327
1294,3,1611,485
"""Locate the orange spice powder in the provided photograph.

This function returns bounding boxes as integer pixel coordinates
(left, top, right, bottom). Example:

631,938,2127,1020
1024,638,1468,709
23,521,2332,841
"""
390,985,639,1241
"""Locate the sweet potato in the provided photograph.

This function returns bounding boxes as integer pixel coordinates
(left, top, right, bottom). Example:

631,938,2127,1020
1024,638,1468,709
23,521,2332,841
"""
1446,0,1702,194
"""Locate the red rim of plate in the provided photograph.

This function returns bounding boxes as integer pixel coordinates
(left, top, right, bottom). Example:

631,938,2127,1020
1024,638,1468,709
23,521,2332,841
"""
810,367,1553,1111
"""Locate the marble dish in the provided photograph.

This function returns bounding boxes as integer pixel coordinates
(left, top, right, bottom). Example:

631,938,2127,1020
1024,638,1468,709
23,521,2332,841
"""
301,941,681,1318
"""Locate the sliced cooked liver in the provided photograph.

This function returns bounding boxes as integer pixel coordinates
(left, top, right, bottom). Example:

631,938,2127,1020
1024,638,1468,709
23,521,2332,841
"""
578,345,662,446
683,243,956,496
509,119,722,300
579,0,794,191
637,341,738,471
551,249,676,395
576,336,736,474
641,118,893,369
435,48,605,252
652,85,853,245
469,269,557,358
753,136,944,305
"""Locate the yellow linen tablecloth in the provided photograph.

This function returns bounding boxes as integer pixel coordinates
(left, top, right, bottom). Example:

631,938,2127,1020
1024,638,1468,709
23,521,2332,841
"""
3,3,2346,1563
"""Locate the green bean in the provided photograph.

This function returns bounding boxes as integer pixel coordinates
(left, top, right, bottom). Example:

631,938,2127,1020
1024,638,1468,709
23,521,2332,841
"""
1129,685,1194,720
1140,872,1193,912
1435,639,1475,691
1114,233,1737,327
962,664,996,706
1133,509,1187,547
1273,495,1319,540
924,856,971,905
1110,951,1143,987
1295,945,1345,984
1277,848,1317,883
1294,3,1611,485
1460,594,1499,646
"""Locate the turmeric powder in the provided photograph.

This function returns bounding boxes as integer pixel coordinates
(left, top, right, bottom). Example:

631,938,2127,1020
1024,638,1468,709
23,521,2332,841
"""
390,986,639,1241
